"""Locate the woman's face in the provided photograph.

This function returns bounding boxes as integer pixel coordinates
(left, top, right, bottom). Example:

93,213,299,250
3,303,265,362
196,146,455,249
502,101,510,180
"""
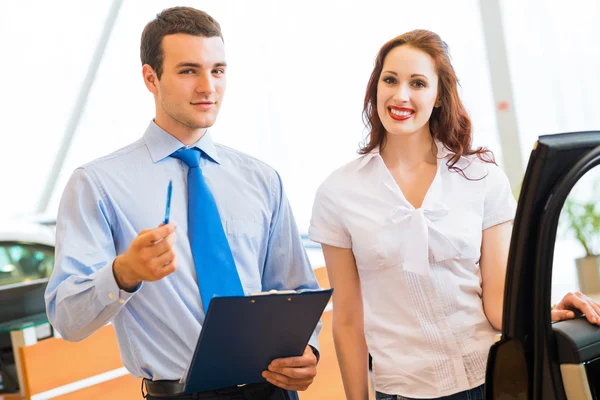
376,45,440,140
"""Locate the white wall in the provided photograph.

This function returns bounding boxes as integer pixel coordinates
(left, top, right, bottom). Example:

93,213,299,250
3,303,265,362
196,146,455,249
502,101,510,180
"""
499,0,600,301
2,0,599,301
1,0,501,234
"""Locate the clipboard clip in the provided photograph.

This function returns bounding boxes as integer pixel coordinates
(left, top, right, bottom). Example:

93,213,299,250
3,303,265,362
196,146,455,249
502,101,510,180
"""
250,289,296,296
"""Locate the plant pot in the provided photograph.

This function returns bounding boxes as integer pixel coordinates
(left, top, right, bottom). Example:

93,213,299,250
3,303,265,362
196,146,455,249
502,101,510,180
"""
575,255,600,295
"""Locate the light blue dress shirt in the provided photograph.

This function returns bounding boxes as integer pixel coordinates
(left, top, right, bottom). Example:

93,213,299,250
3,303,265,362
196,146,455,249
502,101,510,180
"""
45,121,321,380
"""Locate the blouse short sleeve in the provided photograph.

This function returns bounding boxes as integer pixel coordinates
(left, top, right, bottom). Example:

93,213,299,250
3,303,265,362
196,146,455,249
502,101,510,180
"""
309,175,352,249
482,163,518,230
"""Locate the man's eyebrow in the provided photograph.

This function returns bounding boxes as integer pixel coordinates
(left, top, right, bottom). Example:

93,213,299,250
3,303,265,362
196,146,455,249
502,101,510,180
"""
175,61,227,68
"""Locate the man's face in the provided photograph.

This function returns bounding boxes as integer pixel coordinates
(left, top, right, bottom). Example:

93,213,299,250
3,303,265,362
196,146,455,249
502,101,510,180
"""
152,34,226,136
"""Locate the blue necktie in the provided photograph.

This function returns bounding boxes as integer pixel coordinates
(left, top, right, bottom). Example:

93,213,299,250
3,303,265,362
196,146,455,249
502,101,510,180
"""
171,148,244,313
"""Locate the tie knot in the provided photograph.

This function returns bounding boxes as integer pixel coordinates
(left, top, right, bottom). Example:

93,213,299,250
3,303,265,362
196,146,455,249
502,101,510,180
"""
171,148,201,168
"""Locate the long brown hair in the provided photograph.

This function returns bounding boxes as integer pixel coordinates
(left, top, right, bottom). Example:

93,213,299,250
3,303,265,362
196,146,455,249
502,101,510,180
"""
360,30,495,175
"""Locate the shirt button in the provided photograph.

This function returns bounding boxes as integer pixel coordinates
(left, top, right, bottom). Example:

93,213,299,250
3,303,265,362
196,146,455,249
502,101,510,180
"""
118,298,125,305
108,292,115,300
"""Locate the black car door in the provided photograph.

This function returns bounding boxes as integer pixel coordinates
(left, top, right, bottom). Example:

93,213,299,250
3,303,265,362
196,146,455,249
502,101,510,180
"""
485,132,600,399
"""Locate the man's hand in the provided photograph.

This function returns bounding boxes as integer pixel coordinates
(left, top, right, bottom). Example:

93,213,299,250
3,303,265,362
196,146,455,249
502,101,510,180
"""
552,291,600,326
262,345,317,391
113,223,178,291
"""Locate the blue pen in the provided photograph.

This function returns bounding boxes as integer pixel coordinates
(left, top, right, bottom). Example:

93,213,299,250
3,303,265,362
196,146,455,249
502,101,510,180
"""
163,180,173,225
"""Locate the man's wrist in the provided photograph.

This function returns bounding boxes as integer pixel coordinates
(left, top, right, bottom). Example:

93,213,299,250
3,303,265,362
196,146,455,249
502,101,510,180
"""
113,256,141,292
309,345,320,364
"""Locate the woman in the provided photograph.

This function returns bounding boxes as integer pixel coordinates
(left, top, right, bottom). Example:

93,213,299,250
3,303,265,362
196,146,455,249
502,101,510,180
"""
309,30,600,400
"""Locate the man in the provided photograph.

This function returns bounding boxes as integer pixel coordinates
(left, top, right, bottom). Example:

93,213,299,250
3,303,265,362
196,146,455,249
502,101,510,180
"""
46,7,320,400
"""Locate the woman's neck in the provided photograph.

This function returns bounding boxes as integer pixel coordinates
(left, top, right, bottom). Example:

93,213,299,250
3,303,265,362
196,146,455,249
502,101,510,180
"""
380,131,437,170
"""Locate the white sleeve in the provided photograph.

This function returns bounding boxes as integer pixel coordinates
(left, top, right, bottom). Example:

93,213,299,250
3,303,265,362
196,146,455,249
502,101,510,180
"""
482,163,518,230
308,176,352,249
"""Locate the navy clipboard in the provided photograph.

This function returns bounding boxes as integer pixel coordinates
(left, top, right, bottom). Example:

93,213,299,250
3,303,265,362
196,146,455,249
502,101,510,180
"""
181,289,332,393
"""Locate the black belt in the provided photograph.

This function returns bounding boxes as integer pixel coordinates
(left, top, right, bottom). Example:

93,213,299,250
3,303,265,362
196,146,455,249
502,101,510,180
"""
143,379,276,399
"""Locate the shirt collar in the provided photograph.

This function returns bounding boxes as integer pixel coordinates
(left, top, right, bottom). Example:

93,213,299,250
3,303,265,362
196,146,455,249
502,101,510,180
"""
434,139,453,160
355,139,455,172
355,150,380,171
143,120,222,164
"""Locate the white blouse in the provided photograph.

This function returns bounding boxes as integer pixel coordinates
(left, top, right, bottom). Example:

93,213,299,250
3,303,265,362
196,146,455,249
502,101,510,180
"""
309,142,517,398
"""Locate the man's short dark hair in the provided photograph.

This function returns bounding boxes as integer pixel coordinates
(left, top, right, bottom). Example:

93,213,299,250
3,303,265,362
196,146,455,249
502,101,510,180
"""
141,7,223,79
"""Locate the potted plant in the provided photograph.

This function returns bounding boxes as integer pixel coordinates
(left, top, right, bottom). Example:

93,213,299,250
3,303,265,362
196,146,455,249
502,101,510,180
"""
561,198,600,295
